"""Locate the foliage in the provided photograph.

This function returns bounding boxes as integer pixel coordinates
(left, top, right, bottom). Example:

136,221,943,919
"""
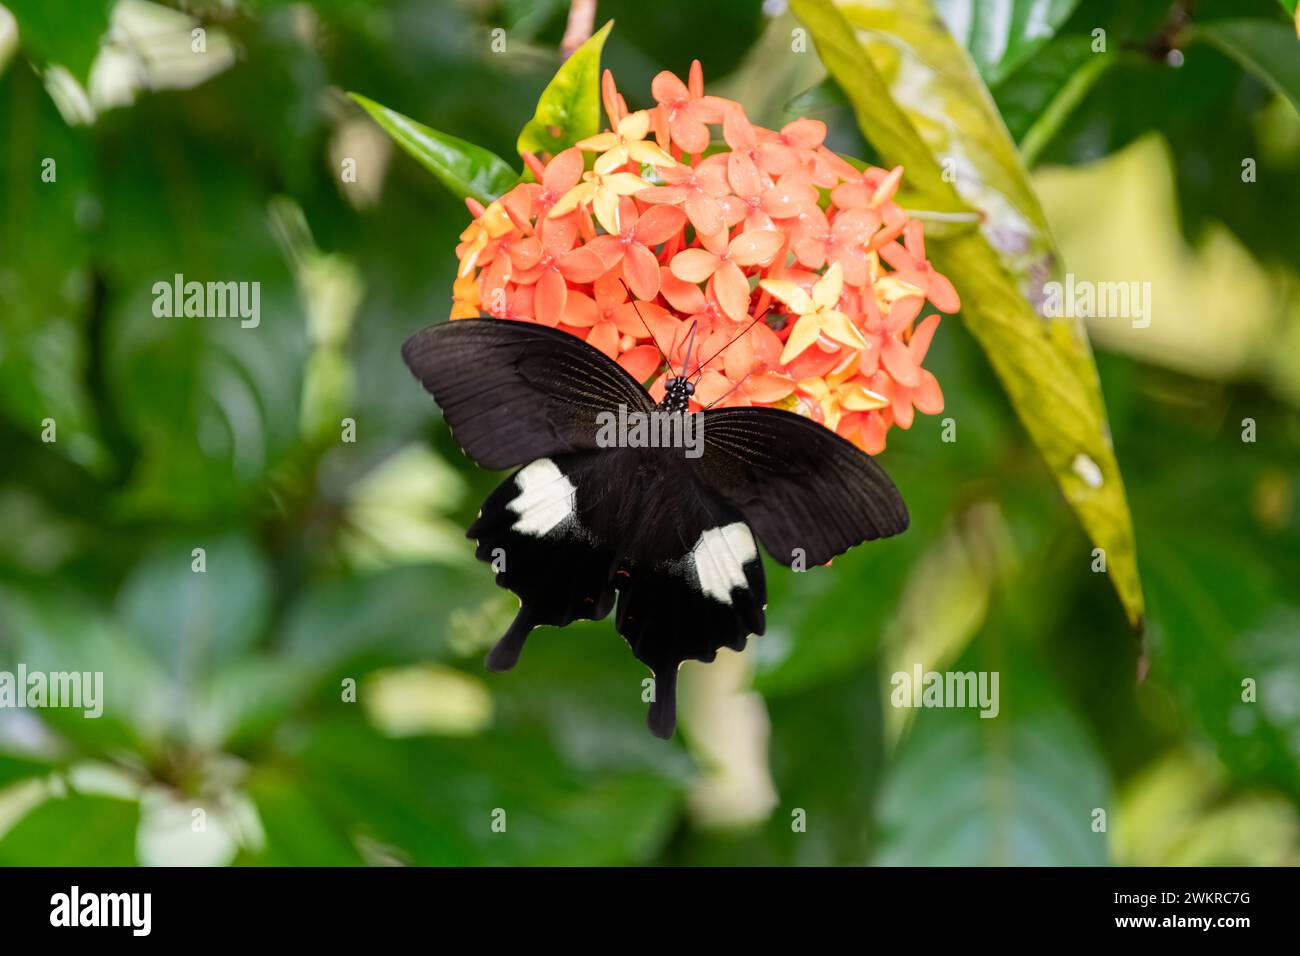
0,0,1297,866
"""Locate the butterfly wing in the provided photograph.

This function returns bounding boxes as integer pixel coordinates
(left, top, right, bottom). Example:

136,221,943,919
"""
612,478,766,738
693,406,909,567
466,445,766,739
467,452,621,671
401,318,656,470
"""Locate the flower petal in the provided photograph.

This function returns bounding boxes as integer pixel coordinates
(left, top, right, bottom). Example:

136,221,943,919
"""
694,370,733,407
759,279,811,314
724,326,755,380
908,313,941,363
728,229,784,267
779,314,824,364
562,290,599,327
881,334,920,387
670,248,722,284
683,192,723,236
618,344,662,383
543,146,585,193
623,242,662,301
557,247,607,284
821,309,868,350
712,261,753,322
660,267,707,313
913,370,944,414
925,272,961,313
535,269,567,327
813,262,844,309
587,321,620,359
651,70,690,106
745,371,797,403
627,140,677,168
574,132,619,153
632,204,687,246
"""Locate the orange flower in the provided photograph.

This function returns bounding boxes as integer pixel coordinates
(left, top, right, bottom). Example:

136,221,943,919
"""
450,61,959,454
877,221,961,314
651,61,726,155
586,200,687,300
670,228,785,321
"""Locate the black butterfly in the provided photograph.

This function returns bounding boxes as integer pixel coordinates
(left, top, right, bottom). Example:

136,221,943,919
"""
401,316,909,738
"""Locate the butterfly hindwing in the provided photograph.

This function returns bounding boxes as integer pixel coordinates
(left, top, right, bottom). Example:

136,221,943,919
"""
468,453,619,671
467,445,767,738
693,406,909,567
613,484,766,738
402,318,655,470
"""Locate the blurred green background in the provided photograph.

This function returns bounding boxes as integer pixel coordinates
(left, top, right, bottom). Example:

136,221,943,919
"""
1,0,1298,866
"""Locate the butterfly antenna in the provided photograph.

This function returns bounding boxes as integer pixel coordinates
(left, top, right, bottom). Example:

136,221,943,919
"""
619,279,671,372
702,371,754,410
689,306,772,381
679,320,699,380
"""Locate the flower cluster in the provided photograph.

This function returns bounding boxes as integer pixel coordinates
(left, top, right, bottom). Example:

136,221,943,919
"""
451,62,958,453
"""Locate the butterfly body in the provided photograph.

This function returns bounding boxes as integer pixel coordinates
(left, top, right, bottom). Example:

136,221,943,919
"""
403,318,909,738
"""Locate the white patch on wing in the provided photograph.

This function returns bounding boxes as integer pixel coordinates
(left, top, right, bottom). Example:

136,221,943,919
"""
508,458,576,537
691,522,757,605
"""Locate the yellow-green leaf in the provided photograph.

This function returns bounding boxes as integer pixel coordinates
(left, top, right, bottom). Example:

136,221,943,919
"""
349,93,517,204
517,20,613,157
791,0,1144,627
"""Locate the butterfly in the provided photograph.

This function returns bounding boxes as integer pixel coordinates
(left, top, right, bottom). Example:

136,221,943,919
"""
401,315,909,738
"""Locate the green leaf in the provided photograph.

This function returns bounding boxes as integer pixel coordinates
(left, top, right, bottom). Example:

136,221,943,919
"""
286,713,680,866
349,93,518,203
0,753,55,789
517,20,613,157
238,769,365,866
116,535,271,679
874,645,1111,865
97,150,308,521
933,0,1083,87
1190,19,1300,115
991,33,1116,165
1143,534,1300,799
5,0,110,85
0,66,103,470
0,792,139,865
791,0,1145,627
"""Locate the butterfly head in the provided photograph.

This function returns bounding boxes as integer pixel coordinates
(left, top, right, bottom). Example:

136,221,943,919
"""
660,376,695,414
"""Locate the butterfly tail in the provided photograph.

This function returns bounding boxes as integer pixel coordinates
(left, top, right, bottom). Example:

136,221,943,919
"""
647,665,679,739
485,605,535,673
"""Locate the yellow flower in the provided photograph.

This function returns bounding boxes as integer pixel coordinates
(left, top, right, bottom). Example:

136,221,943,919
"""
457,201,514,278
760,262,868,365
797,357,888,430
550,169,650,236
577,110,676,175
450,273,480,320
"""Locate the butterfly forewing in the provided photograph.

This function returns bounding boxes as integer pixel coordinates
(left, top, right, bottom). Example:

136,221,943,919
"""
401,318,655,470
693,406,909,567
